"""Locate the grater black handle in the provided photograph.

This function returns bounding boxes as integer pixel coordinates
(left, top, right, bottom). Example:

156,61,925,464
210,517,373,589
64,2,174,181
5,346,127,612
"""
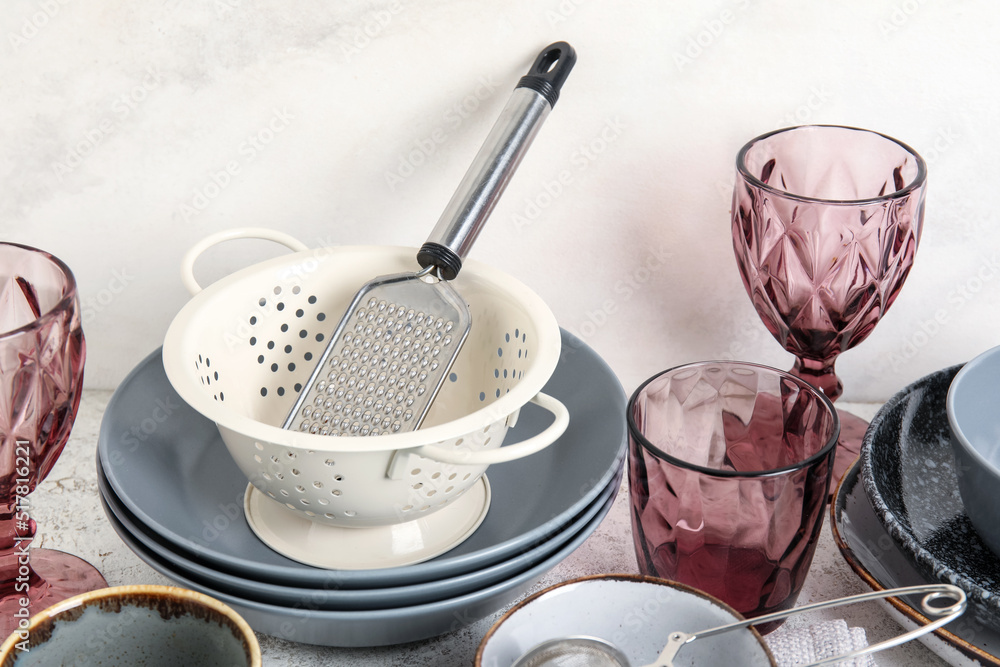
417,42,576,280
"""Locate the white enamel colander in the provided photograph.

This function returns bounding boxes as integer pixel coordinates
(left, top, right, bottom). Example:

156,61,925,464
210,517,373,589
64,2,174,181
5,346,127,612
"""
161,228,568,532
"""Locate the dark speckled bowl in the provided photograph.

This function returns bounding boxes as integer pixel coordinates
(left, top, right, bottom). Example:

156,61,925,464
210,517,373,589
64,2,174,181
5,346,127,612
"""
948,346,1000,560
861,364,1000,631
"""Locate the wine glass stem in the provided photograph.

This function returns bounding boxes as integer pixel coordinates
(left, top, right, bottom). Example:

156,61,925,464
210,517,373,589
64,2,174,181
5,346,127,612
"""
0,501,42,598
792,357,843,402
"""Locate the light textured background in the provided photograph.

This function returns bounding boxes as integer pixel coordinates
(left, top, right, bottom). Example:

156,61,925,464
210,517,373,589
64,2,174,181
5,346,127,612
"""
3,0,999,400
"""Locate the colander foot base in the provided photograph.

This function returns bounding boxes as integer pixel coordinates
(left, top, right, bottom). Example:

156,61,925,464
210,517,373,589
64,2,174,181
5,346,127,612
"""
243,476,492,570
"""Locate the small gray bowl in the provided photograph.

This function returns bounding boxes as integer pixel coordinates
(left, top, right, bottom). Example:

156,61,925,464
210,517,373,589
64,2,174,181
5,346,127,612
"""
948,345,1000,559
0,585,260,667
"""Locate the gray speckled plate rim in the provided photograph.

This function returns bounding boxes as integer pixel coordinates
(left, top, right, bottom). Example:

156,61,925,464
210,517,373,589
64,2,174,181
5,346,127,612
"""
859,364,1000,616
832,456,1000,666
97,329,626,588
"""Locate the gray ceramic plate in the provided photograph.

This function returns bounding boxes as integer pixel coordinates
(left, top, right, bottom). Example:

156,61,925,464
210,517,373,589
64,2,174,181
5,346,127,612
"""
860,364,1000,631
98,454,621,610
101,485,617,647
98,330,626,588
833,457,1000,666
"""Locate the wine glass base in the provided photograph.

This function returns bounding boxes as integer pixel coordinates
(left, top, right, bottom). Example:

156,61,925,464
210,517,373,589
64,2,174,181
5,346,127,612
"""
0,548,107,638
832,408,870,493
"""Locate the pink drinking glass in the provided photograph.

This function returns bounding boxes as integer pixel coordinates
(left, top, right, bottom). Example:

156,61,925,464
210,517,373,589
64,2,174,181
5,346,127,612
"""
732,125,926,485
627,361,839,633
0,243,106,638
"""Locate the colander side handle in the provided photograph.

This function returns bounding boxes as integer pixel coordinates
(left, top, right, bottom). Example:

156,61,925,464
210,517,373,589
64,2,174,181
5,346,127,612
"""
416,392,569,465
181,228,310,294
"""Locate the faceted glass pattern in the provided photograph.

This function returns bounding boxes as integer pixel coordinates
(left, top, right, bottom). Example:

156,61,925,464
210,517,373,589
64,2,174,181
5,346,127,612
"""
732,125,926,401
0,243,104,637
628,362,838,633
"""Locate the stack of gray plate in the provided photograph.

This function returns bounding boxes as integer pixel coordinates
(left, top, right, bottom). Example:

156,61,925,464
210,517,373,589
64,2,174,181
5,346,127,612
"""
97,330,626,647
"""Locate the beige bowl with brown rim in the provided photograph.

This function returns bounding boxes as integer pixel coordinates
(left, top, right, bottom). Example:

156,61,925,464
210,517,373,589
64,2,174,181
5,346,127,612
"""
0,585,260,667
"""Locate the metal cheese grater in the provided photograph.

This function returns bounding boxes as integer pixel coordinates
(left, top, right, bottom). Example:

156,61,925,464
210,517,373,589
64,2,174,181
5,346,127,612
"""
284,42,576,437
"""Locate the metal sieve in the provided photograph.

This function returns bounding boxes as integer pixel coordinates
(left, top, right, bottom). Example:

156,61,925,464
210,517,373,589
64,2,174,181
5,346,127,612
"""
510,584,966,667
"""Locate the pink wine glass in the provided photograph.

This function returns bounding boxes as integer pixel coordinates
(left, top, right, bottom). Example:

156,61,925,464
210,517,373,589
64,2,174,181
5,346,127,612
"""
732,125,926,485
627,361,839,633
0,242,106,638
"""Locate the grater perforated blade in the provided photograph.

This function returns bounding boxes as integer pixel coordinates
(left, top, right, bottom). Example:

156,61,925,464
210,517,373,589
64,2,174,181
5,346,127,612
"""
285,269,471,436
284,41,576,437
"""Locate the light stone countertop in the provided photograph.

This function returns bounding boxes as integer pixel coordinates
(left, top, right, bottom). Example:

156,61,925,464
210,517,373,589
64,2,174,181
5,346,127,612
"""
30,394,954,666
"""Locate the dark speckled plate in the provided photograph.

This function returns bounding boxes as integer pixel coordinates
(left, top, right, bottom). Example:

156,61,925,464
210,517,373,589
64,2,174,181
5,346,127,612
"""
861,364,1000,631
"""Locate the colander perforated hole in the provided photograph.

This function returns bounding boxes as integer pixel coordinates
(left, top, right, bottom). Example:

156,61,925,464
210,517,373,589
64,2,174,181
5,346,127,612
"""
285,503,295,510
286,452,296,459
324,513,335,519
418,505,430,512
291,469,300,476
324,459,335,467
344,510,356,517
262,473,271,480
317,312,326,321
273,286,281,295
250,316,257,325
295,485,305,493
270,455,279,464
292,286,301,294
281,324,289,332
280,489,289,497
431,472,441,480
334,474,344,482
309,295,317,304
296,309,304,318
253,455,262,463
259,298,266,307
427,490,437,497
463,473,471,480
304,510,315,517
277,302,285,311
448,473,457,480
410,468,421,476
275,473,284,480
255,442,264,451
318,498,329,506
445,486,454,493
331,489,342,497
484,437,492,447
455,438,464,447
313,481,323,489
412,483,423,489
267,491,276,499
402,505,413,512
